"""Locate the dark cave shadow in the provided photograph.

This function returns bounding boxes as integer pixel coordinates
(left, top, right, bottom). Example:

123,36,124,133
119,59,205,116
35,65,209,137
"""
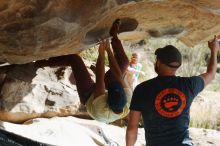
83,17,139,45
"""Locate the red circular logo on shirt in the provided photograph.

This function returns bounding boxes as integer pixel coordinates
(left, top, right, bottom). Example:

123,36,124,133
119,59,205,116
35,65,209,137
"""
155,88,186,118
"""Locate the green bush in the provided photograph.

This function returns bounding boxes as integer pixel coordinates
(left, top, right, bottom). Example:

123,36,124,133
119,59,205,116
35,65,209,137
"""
217,68,220,73
145,38,208,77
81,45,109,65
217,113,220,131
218,50,220,63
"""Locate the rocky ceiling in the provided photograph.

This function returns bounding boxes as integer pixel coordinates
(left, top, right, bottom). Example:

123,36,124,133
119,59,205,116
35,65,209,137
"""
0,0,220,64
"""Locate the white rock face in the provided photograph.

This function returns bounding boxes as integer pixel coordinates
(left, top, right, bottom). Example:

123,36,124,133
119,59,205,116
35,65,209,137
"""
1,117,127,146
190,128,220,146
1,117,220,146
0,63,92,123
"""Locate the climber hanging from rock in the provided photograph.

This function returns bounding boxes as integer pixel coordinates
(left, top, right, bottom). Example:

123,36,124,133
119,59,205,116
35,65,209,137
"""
35,19,132,123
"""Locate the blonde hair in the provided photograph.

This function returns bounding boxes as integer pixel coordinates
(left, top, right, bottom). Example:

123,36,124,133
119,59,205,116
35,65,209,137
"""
131,53,139,59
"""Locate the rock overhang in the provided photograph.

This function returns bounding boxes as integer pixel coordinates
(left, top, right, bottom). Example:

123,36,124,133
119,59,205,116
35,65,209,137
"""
0,0,220,64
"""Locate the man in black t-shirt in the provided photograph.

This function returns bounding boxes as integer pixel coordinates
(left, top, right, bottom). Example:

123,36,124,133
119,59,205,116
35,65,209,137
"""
126,36,219,146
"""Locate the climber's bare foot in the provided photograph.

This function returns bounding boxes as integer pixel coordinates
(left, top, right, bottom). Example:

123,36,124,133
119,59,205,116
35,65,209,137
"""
109,19,121,39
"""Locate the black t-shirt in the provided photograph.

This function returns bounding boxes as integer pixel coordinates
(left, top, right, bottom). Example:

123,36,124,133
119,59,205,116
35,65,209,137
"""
130,76,205,146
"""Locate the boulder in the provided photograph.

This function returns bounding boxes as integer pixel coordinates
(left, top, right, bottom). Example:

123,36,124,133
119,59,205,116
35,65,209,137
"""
1,116,220,146
0,0,220,64
0,61,94,123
